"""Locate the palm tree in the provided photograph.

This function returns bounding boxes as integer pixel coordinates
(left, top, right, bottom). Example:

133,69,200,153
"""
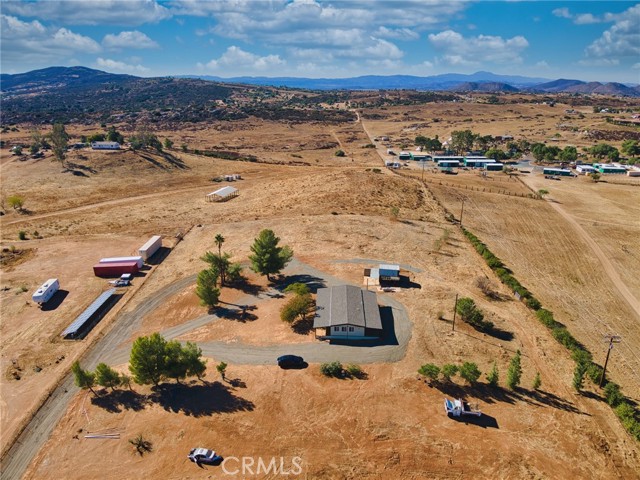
214,233,225,257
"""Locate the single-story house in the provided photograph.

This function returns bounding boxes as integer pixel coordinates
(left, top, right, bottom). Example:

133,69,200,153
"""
206,185,239,202
313,285,383,340
91,141,120,150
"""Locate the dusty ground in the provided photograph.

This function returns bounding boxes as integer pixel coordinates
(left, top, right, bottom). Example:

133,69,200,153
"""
2,98,640,479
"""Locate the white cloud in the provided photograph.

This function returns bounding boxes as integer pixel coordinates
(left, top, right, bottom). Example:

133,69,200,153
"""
552,8,571,19
376,26,419,41
103,31,159,49
585,5,640,59
2,0,171,26
633,62,640,70
0,14,100,66
535,60,550,69
574,13,600,25
428,30,529,66
95,57,150,73
198,46,285,73
577,58,620,67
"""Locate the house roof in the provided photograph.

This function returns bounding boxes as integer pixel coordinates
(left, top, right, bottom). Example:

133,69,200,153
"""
314,285,382,330
208,186,238,198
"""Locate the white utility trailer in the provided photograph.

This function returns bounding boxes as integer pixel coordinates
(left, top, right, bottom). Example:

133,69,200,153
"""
32,278,60,305
138,235,162,261
99,256,144,269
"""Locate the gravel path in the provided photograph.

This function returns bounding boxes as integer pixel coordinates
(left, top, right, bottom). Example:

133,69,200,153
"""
0,258,412,480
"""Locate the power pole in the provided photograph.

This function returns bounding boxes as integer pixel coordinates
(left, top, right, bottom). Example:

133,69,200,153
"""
599,334,621,387
459,199,465,226
452,293,458,331
421,160,426,182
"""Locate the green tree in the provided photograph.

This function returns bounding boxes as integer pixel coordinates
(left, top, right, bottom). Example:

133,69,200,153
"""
459,362,481,385
49,123,69,167
95,363,121,391
455,297,493,331
486,361,499,387
201,251,229,286
216,361,227,380
284,282,310,296
572,349,591,392
249,229,293,281
11,145,23,156
280,292,314,324
506,350,522,390
532,372,542,390
182,342,207,380
537,189,549,199
163,138,174,149
106,126,124,144
621,140,640,158
214,233,225,257
441,364,458,381
485,148,507,161
450,130,476,154
418,363,441,383
71,361,97,396
129,333,169,386
129,127,162,152
119,373,132,390
7,194,25,211
165,339,188,383
559,146,578,162
195,268,220,308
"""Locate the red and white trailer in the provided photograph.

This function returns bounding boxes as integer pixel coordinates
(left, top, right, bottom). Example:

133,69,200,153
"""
99,256,143,269
93,261,139,277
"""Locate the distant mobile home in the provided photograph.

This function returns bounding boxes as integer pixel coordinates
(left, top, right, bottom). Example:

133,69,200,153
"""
543,168,573,177
464,156,491,168
596,165,626,174
32,278,60,305
91,141,120,150
576,165,596,175
398,151,412,161
485,163,504,171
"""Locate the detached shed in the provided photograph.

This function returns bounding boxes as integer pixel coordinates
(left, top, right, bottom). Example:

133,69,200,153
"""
206,186,239,202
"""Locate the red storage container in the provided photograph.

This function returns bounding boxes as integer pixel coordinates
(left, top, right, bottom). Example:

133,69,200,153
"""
93,261,139,277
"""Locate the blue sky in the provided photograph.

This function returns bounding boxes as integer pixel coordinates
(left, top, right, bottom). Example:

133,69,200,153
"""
1,1,638,83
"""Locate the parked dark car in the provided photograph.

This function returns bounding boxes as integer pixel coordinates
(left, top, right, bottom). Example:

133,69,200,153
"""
277,355,305,369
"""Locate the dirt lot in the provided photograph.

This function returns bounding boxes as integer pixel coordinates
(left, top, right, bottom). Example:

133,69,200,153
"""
2,100,640,479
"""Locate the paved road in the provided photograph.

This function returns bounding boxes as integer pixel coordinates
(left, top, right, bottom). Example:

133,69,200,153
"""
0,258,412,480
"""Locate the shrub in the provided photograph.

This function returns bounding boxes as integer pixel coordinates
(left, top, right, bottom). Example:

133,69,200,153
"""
346,364,365,379
536,309,559,329
524,296,542,310
335,149,345,157
532,372,542,390
551,327,581,351
418,363,440,383
603,382,624,407
18,231,27,240
486,361,499,387
456,297,493,332
441,364,458,381
586,363,604,385
320,361,343,378
459,362,481,385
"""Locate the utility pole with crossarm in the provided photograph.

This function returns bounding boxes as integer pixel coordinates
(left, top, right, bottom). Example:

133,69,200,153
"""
599,334,621,387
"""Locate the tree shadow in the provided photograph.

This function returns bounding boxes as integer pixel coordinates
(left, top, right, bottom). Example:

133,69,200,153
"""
40,289,69,311
90,389,149,413
161,152,189,170
215,303,257,322
228,281,263,296
138,153,167,170
65,162,97,174
292,317,314,335
486,326,514,341
226,378,247,389
149,382,254,416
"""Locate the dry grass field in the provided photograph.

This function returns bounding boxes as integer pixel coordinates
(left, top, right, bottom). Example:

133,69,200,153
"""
1,96,640,479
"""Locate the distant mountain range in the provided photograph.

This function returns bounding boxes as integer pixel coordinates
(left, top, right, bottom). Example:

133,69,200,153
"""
1,66,638,97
